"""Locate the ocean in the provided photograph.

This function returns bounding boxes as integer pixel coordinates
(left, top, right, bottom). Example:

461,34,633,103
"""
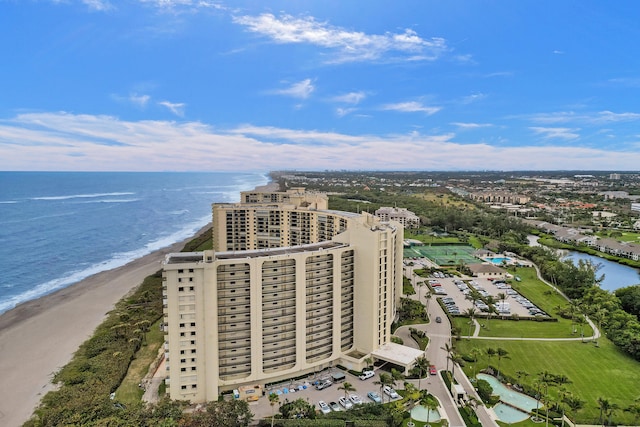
0,171,269,314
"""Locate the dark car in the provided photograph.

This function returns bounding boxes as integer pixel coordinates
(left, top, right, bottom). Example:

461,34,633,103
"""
435,316,442,323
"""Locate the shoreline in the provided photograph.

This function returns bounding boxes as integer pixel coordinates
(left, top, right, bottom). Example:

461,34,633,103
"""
0,224,211,427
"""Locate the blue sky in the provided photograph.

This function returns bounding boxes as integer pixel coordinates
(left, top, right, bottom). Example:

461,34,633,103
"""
1,1,640,171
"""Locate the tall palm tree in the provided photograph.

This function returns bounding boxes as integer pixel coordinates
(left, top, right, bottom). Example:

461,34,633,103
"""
404,382,420,426
598,397,611,426
418,389,438,427
496,347,509,379
414,356,430,390
449,352,464,383
441,342,454,372
486,347,496,371
485,296,497,329
364,356,373,370
464,348,479,379
374,372,394,402
268,392,280,427
563,393,584,426
464,307,477,338
338,381,355,399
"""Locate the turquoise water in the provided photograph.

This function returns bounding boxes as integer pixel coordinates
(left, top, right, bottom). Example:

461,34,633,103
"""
410,405,441,422
487,257,511,264
477,373,539,412
493,403,530,423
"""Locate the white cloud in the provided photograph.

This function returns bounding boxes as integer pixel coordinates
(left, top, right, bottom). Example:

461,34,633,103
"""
381,101,441,115
158,101,186,116
529,126,580,140
331,91,367,105
451,122,493,129
528,110,640,125
130,94,151,108
232,13,448,63
1,112,640,171
83,0,112,11
459,93,486,104
271,79,315,99
336,108,357,118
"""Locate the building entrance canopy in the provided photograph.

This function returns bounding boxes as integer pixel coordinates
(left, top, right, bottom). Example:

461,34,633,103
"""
371,342,424,374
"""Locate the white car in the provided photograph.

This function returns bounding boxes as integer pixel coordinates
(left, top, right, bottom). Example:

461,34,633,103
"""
383,385,399,399
338,396,353,409
349,394,363,405
318,400,331,414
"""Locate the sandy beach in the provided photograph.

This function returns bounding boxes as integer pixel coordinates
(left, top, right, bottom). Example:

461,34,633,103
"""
0,226,209,427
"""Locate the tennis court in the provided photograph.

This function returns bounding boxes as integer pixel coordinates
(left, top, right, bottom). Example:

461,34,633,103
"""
404,244,479,266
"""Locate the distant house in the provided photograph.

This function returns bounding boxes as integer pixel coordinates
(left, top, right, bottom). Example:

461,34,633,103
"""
467,263,506,279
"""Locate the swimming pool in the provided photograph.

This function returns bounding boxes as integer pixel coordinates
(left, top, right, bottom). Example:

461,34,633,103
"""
477,373,539,412
486,257,512,265
410,405,441,423
493,403,530,423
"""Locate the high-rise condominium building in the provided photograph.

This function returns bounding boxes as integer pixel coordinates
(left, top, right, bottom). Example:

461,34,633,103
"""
162,188,406,403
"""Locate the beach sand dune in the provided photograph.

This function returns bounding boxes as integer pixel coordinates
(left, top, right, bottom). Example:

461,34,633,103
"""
0,230,205,427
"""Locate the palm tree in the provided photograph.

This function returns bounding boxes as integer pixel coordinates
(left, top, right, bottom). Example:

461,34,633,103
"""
364,356,373,370
390,368,405,389
624,398,640,425
418,389,438,427
464,307,477,338
485,296,497,329
496,347,509,379
575,315,587,342
515,370,529,387
563,393,584,426
374,372,394,402
268,392,280,427
486,347,496,371
598,397,612,426
338,381,355,400
469,348,482,378
449,352,464,383
414,356,430,390
425,291,432,314
441,342,455,372
404,382,420,426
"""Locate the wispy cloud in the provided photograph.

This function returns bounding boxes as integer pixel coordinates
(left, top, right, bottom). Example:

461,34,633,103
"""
130,93,151,108
528,110,640,125
270,79,315,99
381,101,441,115
1,112,640,171
232,13,448,64
336,108,357,118
530,126,580,140
451,122,493,129
331,91,367,105
82,0,113,11
158,101,186,117
459,93,486,105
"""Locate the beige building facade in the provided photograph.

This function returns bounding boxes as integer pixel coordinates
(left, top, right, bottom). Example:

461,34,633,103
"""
162,189,404,403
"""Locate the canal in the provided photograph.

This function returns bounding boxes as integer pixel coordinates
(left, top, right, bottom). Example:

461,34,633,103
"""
528,235,640,291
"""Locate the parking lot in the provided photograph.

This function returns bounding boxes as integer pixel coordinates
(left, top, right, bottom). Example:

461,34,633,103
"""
246,369,404,420
419,267,548,320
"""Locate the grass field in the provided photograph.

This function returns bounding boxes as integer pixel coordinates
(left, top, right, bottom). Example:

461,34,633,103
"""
596,230,640,243
456,336,640,425
115,318,164,404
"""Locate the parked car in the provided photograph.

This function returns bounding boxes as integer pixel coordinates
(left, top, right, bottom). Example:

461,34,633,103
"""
318,401,331,414
359,370,375,380
383,385,399,399
435,316,442,323
329,401,341,411
315,380,332,390
367,391,382,403
429,365,437,375
338,396,353,409
349,394,363,405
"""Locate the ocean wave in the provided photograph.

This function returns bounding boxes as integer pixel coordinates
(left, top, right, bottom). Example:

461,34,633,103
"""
31,192,136,201
0,215,211,315
0,200,18,204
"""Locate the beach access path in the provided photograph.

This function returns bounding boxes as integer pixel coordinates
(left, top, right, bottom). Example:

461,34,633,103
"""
0,228,208,427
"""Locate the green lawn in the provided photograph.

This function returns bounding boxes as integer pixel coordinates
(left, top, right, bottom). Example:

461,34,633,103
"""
455,339,640,425
115,319,164,404
596,230,640,243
